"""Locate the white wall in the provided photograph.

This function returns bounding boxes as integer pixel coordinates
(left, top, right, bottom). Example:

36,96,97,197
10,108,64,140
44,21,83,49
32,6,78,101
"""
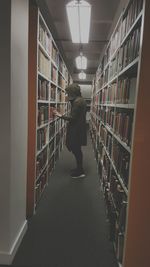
79,84,92,99
79,84,92,122
0,0,29,264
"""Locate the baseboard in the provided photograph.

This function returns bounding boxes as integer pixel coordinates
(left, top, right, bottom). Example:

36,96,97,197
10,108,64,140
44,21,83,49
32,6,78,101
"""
0,220,27,265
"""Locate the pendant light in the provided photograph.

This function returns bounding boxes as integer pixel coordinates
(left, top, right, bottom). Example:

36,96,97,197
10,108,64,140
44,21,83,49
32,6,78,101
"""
66,0,91,43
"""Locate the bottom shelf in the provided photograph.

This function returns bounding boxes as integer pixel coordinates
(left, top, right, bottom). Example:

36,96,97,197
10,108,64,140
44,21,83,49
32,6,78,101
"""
35,135,65,209
35,183,47,210
90,128,126,267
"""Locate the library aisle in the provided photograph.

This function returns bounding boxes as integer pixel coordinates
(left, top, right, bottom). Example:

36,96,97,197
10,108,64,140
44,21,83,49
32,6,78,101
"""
11,133,118,267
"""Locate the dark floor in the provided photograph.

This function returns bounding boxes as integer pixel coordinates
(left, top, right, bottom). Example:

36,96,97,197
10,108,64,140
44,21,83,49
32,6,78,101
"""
3,135,118,267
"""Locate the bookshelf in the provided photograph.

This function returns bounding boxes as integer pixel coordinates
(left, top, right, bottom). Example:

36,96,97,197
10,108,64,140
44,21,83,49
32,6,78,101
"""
90,0,148,265
27,2,72,217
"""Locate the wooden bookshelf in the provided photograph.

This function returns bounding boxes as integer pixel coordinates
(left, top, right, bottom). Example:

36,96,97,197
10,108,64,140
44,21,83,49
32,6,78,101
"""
27,2,71,217
90,0,149,266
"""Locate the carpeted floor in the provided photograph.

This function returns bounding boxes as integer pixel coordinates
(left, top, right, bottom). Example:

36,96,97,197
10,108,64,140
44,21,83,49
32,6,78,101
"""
3,134,118,267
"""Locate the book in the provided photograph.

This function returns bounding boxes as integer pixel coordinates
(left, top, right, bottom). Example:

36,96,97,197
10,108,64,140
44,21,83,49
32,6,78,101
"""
38,78,49,100
36,148,47,178
50,84,56,101
38,105,49,126
37,127,48,151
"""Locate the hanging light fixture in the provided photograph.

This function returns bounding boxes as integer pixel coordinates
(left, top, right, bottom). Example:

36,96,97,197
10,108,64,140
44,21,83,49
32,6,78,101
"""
66,0,91,43
76,53,87,69
79,71,86,79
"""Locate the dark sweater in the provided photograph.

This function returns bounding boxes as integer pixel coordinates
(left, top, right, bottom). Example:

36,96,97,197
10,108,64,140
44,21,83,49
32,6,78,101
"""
62,96,87,151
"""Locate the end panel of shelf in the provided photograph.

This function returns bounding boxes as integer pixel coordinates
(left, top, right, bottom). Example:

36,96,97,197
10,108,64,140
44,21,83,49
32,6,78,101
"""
27,3,38,217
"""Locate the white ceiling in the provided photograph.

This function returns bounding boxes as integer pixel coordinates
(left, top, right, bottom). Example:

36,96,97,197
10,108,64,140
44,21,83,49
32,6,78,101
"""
37,0,122,84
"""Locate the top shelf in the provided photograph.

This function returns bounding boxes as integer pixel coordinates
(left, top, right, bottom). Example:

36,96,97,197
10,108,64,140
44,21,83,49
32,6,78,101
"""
96,1,143,80
38,10,72,84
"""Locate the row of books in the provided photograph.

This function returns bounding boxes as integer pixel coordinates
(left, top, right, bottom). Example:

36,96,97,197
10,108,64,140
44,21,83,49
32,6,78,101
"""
38,105,49,126
56,90,66,103
37,127,48,151
101,149,111,178
59,57,68,79
112,141,130,187
118,26,141,71
35,170,47,204
100,125,108,149
97,106,106,123
59,57,64,75
61,91,66,102
49,106,56,120
37,123,65,156
96,27,140,89
38,82,68,104
55,117,64,133
51,65,57,84
38,104,66,126
97,107,133,146
96,41,113,78
38,21,69,77
99,83,117,104
94,0,143,84
109,0,143,58
58,73,66,89
97,67,109,90
103,45,110,69
116,77,136,104
92,94,98,106
97,76,136,105
51,43,59,65
115,202,126,263
100,126,112,156
99,147,127,214
96,65,102,82
99,108,133,146
38,49,50,79
57,89,61,102
50,84,56,101
121,0,143,41
101,170,127,263
106,109,114,129
91,114,99,133
38,79,49,100
102,167,125,215
104,68,109,85
55,119,61,134
114,111,133,146
36,148,47,178
102,175,117,240
49,122,55,139
98,126,130,188
109,55,118,79
39,22,51,55
110,20,122,56
109,173,125,213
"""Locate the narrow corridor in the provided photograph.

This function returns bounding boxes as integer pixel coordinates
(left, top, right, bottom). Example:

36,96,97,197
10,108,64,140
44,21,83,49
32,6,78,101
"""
11,134,118,267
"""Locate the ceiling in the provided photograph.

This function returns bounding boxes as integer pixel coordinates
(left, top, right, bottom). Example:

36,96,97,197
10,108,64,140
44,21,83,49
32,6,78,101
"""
37,0,122,84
